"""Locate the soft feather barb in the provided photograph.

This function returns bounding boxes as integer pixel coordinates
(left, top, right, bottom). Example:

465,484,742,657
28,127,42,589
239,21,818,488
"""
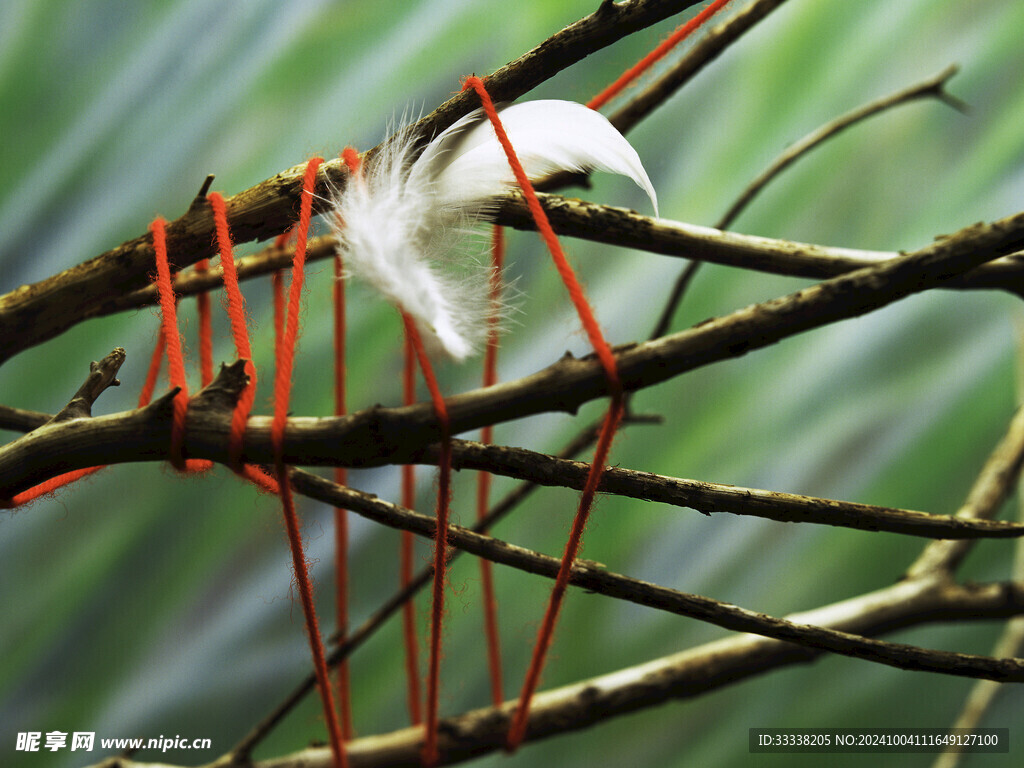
329,100,657,360
330,128,492,361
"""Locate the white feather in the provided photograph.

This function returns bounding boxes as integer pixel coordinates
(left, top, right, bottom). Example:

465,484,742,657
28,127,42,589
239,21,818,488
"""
414,100,658,218
331,100,657,360
331,130,489,361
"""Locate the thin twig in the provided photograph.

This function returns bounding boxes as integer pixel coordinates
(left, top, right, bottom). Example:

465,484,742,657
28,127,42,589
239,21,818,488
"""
48,347,126,424
0,403,58,433
608,0,791,133
719,64,964,230
643,63,972,339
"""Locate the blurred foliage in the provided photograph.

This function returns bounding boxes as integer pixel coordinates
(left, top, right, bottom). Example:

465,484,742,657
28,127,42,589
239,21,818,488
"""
2,1,1024,767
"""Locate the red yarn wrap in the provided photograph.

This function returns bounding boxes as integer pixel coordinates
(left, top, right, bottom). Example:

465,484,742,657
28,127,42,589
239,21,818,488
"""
207,192,260,471
588,0,734,110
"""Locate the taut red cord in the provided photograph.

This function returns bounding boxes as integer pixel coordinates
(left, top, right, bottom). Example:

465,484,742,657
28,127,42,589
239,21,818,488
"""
398,312,452,768
342,148,424,727
461,75,625,752
588,0,734,111
195,259,214,387
401,333,424,726
332,252,355,740
151,216,189,470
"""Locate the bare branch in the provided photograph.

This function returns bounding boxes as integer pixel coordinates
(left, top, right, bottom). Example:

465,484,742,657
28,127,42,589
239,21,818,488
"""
0,0,707,367
52,201,1024,334
0,403,56,433
646,64,970,339
410,439,1024,539
609,0,792,133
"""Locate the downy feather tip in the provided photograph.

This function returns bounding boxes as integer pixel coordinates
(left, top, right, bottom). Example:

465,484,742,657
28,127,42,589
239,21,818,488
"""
331,99,657,361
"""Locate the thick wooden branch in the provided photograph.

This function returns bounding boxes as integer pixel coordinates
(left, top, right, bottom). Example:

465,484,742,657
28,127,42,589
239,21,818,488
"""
10,378,1017,540
0,0,707,367
2,210,1023,499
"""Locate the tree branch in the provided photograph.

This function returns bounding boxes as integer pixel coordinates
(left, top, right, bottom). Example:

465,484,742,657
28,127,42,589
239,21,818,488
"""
32,196,1024,344
3,210,1023,498
716,64,964,229
80,563,1024,768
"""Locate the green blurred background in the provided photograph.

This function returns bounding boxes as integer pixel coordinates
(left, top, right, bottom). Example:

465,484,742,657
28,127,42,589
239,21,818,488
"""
2,1,1023,766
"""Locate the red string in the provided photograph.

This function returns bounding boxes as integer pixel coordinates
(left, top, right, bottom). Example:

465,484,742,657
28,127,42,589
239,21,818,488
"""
270,157,348,768
272,228,296,394
341,147,452,761
462,79,621,387
461,75,625,751
587,0,734,111
207,192,260,471
0,467,106,509
194,259,214,387
332,253,355,740
398,313,452,768
401,334,424,726
476,225,505,707
150,217,214,473
139,331,166,408
150,217,187,468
